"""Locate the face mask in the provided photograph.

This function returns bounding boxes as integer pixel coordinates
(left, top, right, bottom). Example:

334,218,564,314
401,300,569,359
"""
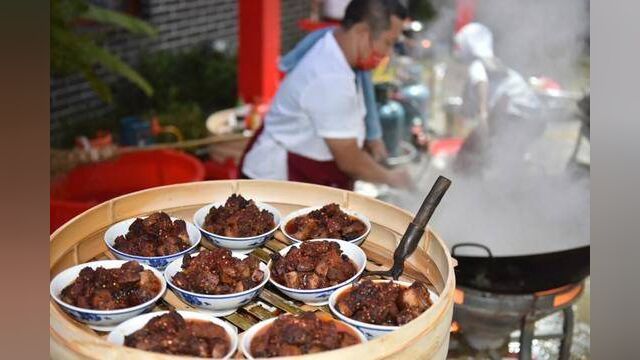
356,33,387,71
356,50,386,70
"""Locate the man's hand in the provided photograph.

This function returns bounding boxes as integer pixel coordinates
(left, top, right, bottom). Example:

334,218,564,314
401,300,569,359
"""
325,138,409,188
365,138,389,162
386,168,413,189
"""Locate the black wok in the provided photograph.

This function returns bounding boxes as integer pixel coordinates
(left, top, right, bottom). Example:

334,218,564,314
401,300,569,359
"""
452,244,589,294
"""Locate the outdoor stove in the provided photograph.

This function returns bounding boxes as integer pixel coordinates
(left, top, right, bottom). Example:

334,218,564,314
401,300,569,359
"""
452,282,584,360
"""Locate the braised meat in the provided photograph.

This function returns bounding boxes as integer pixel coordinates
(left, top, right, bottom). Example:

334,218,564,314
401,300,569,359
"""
124,311,230,358
285,204,366,241
113,212,191,257
60,261,161,310
172,247,265,294
271,241,357,290
250,312,361,357
335,280,433,326
203,194,275,237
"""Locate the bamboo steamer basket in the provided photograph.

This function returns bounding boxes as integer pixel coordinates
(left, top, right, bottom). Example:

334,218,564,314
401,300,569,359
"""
50,180,455,359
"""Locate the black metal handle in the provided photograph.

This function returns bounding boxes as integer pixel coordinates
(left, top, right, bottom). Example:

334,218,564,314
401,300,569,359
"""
451,243,493,258
413,176,452,229
389,176,451,279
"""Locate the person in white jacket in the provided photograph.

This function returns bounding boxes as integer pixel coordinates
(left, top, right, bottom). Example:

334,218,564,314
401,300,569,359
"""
452,22,542,174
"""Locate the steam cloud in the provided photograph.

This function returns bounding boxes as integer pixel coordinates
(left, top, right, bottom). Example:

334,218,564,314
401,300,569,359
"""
474,0,589,84
392,0,590,256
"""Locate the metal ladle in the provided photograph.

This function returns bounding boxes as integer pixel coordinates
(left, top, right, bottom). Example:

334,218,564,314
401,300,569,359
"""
365,175,452,279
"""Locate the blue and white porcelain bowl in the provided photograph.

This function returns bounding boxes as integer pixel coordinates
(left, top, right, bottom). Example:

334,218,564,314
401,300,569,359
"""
193,201,281,254
107,310,238,359
240,315,367,360
50,260,167,331
164,252,270,317
280,205,371,246
103,215,201,270
267,239,367,306
328,279,439,339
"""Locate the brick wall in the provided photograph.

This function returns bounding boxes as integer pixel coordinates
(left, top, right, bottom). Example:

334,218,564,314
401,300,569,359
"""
281,0,311,52
51,0,311,142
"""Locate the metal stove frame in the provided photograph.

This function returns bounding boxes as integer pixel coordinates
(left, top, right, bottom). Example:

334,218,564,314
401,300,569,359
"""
453,282,584,360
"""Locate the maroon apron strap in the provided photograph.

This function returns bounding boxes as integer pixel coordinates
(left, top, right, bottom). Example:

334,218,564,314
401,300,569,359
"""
287,152,354,190
241,125,353,190
237,123,265,178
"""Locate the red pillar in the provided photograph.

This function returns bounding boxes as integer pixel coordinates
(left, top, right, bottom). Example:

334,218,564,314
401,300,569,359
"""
238,0,281,105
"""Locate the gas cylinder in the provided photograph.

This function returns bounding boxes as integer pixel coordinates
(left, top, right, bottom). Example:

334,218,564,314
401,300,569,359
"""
375,83,406,158
399,84,430,144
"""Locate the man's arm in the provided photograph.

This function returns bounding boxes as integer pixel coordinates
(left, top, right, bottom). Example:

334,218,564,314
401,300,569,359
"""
474,80,490,148
325,138,411,188
365,138,389,162
477,80,489,128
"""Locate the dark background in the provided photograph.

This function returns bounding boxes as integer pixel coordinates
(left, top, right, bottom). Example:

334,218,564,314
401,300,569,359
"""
51,0,310,145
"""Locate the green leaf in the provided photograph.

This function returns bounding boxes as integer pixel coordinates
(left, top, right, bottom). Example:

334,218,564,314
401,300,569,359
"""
82,68,113,103
52,0,89,25
51,27,91,75
82,4,158,37
51,0,157,102
81,41,154,97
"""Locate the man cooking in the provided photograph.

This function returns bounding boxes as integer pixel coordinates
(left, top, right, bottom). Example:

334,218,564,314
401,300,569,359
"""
452,22,543,174
241,0,412,190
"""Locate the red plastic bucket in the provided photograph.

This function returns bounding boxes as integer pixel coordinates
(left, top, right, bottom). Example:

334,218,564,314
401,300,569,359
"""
50,150,205,233
203,158,239,180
